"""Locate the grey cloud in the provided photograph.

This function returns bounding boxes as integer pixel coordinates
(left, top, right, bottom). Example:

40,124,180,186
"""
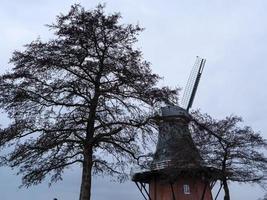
1,0,267,199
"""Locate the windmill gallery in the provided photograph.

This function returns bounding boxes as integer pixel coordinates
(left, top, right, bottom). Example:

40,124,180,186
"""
131,57,221,200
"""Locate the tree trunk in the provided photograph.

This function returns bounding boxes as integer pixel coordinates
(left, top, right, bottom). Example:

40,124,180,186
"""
222,179,230,200
79,146,93,200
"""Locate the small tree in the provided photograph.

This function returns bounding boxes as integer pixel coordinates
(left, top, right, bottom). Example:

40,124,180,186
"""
191,110,267,200
0,5,177,200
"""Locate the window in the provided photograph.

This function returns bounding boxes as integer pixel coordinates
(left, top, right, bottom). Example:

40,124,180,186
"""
183,184,190,194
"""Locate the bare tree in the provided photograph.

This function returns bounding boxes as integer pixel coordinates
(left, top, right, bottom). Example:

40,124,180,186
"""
0,4,177,200
258,193,267,200
191,110,267,200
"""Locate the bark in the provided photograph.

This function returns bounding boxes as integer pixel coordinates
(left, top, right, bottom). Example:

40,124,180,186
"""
221,146,230,200
222,179,230,200
79,146,93,200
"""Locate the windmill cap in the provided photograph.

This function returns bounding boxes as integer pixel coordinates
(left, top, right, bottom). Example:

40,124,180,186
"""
160,105,191,119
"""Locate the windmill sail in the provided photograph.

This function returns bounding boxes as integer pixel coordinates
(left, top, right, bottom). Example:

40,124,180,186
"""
181,57,206,111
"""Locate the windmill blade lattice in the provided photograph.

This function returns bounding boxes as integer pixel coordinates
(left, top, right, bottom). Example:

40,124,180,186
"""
181,57,206,111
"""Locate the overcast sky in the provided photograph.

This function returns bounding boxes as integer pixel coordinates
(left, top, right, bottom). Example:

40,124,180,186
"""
1,0,267,199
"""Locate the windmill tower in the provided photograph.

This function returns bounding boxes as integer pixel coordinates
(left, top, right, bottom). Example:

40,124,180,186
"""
132,57,219,200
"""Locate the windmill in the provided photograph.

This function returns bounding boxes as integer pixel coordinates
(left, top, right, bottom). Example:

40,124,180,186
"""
131,57,219,200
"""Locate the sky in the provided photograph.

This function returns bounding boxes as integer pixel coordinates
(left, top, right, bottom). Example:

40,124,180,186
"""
0,0,267,199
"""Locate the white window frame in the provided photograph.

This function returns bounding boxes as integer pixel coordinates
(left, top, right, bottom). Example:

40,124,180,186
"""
183,184,190,194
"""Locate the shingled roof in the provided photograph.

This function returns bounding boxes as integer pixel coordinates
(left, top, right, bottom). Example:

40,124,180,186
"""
152,105,203,168
132,105,220,183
